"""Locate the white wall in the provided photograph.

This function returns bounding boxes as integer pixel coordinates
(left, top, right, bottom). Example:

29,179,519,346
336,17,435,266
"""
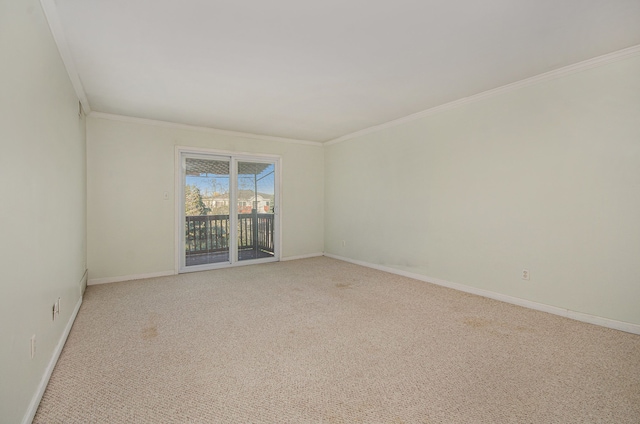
325,55,640,326
0,0,87,422
87,116,324,281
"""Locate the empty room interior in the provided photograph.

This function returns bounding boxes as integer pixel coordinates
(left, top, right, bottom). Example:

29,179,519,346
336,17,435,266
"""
2,0,640,422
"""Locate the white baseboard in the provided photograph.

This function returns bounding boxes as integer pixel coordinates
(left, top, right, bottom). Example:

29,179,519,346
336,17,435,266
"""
23,296,83,424
87,257,326,284
88,270,176,285
281,252,324,261
324,253,640,335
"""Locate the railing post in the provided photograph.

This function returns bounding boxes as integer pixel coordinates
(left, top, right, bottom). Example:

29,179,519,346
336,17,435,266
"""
252,209,258,253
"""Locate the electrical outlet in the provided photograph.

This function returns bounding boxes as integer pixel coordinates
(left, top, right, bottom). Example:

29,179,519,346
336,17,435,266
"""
56,297,61,317
522,268,530,280
30,335,36,359
341,240,346,247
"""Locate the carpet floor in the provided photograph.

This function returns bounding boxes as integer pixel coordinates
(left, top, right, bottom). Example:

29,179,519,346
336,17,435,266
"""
35,257,640,423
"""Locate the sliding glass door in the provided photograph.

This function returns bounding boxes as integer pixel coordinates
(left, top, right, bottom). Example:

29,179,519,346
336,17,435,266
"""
237,161,276,262
183,156,231,267
178,149,279,272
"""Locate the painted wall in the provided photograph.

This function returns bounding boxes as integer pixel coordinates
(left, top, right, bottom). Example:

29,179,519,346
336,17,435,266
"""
0,0,87,422
87,117,324,281
325,55,640,325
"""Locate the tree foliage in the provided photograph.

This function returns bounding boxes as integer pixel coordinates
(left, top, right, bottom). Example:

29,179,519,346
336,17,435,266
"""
185,185,209,216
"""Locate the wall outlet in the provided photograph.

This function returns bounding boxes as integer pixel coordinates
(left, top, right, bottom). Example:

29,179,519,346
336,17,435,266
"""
30,335,36,359
57,297,61,317
522,268,530,280
341,240,346,247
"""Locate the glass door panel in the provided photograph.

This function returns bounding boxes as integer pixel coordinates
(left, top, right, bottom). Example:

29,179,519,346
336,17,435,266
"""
178,149,279,273
237,161,276,262
184,157,231,267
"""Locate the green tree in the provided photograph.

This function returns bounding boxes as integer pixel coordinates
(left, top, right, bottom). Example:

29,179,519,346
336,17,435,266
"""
185,185,209,216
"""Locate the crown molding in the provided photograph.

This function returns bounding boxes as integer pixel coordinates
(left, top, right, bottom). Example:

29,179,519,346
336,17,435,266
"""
325,44,640,146
39,0,91,114
88,112,323,146
35,0,640,147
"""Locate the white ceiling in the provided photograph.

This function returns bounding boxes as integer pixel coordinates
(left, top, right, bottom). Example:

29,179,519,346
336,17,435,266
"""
51,0,640,142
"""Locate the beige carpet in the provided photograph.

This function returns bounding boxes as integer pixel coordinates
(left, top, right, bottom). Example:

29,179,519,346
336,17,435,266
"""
35,257,640,423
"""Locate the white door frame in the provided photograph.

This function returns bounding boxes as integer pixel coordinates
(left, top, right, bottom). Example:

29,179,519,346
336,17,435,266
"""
175,146,281,273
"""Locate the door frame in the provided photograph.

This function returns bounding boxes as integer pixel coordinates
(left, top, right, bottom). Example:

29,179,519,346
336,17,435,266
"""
175,146,282,273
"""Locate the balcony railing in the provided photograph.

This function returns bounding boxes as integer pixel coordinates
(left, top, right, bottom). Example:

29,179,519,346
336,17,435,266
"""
185,212,274,257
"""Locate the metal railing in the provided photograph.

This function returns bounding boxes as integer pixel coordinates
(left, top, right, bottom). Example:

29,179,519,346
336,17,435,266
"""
185,212,274,256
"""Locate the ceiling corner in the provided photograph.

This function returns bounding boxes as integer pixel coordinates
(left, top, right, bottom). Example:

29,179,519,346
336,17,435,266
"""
39,0,91,114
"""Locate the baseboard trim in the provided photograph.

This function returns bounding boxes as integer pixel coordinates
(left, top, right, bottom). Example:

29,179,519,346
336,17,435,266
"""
22,296,83,424
281,252,325,261
88,270,176,286
324,253,640,335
